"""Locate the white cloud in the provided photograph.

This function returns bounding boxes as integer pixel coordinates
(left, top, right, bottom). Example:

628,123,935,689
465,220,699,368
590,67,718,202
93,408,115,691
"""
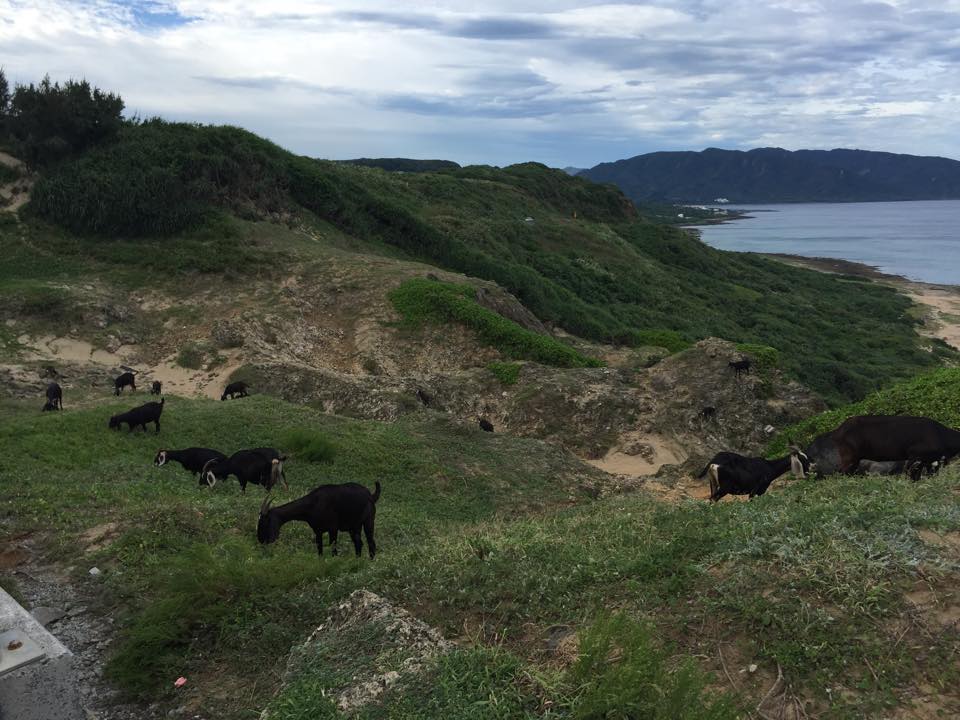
1,1,960,166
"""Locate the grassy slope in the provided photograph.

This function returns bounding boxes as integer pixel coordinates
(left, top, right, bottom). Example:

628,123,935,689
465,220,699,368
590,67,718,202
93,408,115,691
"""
23,121,955,403
2,395,958,719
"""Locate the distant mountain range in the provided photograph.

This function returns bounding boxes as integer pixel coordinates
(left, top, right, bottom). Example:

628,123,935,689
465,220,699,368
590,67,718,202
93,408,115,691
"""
579,148,960,203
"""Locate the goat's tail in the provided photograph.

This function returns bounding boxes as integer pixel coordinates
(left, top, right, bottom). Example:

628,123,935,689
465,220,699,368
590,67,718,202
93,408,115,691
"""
696,463,710,479
371,481,381,503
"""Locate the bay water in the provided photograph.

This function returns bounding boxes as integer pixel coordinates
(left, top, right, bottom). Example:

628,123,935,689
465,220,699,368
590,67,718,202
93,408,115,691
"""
689,200,960,285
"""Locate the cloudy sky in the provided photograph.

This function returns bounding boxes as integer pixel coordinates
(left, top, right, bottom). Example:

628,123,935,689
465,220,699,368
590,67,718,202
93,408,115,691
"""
3,1,960,167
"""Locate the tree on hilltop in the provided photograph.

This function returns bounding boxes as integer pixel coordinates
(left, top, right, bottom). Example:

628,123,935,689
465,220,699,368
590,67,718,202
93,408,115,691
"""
4,73,124,166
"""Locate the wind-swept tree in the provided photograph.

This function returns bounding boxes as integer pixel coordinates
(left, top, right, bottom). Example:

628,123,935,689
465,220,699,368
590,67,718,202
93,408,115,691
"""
7,74,124,166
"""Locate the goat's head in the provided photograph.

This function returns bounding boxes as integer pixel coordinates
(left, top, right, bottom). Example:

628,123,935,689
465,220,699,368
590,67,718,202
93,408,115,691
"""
154,450,167,467
108,414,120,429
200,458,220,488
789,445,810,478
257,496,280,544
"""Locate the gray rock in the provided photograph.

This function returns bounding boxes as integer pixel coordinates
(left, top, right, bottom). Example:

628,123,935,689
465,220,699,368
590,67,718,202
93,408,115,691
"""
31,606,66,627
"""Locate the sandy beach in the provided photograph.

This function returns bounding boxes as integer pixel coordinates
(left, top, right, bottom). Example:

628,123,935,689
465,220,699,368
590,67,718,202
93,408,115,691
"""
767,253,960,351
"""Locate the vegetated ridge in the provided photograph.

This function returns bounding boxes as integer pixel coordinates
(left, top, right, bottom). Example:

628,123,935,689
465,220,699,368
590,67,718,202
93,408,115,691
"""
581,147,960,203
13,119,953,403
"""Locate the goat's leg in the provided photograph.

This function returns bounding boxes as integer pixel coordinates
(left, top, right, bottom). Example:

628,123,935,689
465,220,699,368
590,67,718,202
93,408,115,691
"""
363,519,376,559
315,532,323,556
329,529,339,556
155,419,160,433
350,530,362,558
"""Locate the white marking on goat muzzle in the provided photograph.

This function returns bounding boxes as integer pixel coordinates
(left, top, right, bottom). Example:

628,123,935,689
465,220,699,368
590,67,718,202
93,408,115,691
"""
790,454,806,478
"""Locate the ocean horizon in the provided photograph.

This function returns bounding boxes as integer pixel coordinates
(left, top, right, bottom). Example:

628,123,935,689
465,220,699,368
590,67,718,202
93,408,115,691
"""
688,199,960,285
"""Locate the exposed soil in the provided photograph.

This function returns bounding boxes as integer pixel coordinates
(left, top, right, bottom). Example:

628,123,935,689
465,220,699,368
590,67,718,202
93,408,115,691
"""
2,530,153,720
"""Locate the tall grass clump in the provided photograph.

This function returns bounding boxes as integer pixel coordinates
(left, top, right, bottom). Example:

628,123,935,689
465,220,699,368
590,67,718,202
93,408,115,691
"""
567,613,737,720
487,361,522,385
279,428,337,463
390,278,602,369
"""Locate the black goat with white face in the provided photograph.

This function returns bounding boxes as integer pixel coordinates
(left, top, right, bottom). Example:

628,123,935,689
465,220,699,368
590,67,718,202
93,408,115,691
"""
221,381,249,401
257,482,380,558
201,448,286,492
703,447,809,502
155,447,227,480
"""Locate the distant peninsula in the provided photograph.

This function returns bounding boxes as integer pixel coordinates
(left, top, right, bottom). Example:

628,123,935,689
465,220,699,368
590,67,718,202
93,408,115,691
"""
579,147,960,203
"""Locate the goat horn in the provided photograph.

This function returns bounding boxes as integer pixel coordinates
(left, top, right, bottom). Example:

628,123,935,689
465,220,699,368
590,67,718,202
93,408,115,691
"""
260,495,273,515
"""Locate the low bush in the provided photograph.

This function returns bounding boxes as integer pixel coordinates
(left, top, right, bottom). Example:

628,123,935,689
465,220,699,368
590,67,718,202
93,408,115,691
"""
487,361,522,385
736,342,780,371
568,613,737,719
390,278,602,369
279,428,337,463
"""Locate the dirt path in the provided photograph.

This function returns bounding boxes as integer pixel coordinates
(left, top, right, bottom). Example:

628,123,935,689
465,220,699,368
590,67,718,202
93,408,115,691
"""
4,531,151,720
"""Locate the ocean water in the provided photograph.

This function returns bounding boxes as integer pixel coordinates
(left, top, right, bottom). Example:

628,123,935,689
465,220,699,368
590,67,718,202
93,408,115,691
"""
689,200,960,285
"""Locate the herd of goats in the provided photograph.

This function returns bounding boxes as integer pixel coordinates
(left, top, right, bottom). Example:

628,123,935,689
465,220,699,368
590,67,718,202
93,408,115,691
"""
39,371,379,559
34,362,960,557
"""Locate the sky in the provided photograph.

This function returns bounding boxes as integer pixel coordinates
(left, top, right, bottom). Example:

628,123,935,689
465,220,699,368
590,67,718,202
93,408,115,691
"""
2,1,960,167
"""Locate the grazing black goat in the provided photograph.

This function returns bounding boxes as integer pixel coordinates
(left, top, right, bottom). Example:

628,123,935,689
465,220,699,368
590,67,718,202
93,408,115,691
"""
201,448,287,492
42,382,63,411
702,447,809,502
416,388,431,406
728,359,751,378
221,381,249,401
150,381,162,395
155,447,227,481
697,406,716,423
109,399,164,433
114,371,137,396
478,418,494,432
805,414,960,481
257,482,380,558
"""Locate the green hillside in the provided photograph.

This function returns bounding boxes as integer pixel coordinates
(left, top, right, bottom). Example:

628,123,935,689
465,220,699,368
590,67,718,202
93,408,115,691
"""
18,120,953,403
3,395,958,719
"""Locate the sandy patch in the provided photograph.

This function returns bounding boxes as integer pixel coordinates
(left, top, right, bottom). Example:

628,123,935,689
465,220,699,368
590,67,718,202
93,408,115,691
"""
147,348,244,399
917,529,960,552
586,433,686,477
20,335,135,366
905,285,960,350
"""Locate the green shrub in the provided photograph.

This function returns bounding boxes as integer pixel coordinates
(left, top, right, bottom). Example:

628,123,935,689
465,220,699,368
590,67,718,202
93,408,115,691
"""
568,613,737,720
390,279,602,369
735,343,780,371
279,428,337,463
629,329,691,353
487,361,522,385
175,342,205,369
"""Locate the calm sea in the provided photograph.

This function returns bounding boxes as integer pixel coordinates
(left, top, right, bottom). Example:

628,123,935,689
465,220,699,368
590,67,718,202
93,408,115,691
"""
689,200,960,285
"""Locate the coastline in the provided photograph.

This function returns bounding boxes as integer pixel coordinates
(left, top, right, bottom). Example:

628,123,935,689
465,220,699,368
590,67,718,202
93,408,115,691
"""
765,253,960,351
